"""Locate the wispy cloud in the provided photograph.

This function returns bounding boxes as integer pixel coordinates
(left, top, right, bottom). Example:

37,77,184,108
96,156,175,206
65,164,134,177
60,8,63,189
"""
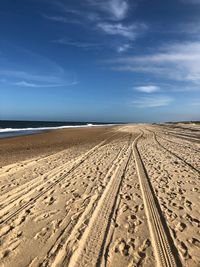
43,15,68,23
0,70,78,88
43,13,84,25
48,0,130,22
132,95,173,108
43,0,146,52
87,0,130,21
107,0,129,20
108,41,200,84
97,22,147,39
10,80,77,88
174,21,200,35
117,43,131,53
0,45,78,88
134,85,160,93
52,38,99,49
0,70,62,83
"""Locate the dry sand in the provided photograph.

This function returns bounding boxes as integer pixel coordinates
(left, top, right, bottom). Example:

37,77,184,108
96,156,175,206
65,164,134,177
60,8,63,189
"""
0,124,200,267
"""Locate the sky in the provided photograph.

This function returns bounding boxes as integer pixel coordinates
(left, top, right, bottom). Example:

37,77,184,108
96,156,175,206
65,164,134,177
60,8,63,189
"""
0,0,200,123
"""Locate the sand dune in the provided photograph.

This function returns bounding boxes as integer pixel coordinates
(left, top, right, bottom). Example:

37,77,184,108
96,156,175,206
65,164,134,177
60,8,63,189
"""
0,125,200,266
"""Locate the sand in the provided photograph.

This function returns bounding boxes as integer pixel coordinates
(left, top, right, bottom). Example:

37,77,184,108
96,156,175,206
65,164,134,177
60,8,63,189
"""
0,124,200,267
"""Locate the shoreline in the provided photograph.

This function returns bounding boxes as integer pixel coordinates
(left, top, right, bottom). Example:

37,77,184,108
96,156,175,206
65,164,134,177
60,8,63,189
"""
0,123,119,139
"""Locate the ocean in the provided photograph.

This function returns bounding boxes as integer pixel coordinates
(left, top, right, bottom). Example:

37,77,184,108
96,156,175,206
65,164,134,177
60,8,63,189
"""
0,120,117,139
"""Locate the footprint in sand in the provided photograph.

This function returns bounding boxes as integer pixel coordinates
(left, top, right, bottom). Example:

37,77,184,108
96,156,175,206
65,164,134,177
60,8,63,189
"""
33,210,58,222
124,214,142,234
0,225,13,238
184,199,192,211
188,237,200,248
176,222,187,232
34,227,49,239
14,208,31,226
183,214,200,227
177,240,191,260
0,238,21,259
45,196,56,206
112,238,134,257
132,239,151,266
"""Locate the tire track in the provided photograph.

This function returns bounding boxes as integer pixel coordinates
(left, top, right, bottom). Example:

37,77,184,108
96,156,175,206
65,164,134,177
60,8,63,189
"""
154,131,200,153
48,140,132,267
0,146,90,195
151,131,200,176
0,131,122,186
0,152,62,179
0,137,131,267
27,141,131,267
133,131,181,267
0,135,124,226
0,134,128,210
159,129,200,144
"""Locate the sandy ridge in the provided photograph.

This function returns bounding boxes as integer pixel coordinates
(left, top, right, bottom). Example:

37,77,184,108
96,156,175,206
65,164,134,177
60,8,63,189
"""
133,131,179,267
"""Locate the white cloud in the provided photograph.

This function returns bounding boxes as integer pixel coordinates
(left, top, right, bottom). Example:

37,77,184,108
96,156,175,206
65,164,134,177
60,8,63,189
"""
134,85,160,93
13,81,49,87
43,0,146,53
132,95,173,108
97,22,147,39
107,0,129,20
10,81,77,88
108,42,200,84
87,0,129,21
117,44,131,53
48,0,130,22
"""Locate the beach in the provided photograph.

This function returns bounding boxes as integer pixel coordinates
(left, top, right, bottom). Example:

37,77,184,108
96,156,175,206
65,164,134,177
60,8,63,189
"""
0,126,117,167
0,124,200,267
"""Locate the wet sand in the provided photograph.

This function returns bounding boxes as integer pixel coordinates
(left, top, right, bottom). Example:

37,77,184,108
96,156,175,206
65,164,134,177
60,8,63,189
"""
0,124,200,267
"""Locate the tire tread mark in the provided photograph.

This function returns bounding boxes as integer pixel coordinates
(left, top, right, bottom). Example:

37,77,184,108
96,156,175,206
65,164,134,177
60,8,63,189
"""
151,131,200,176
133,131,181,267
154,131,200,153
55,143,132,267
31,142,131,267
0,132,124,203
0,135,121,226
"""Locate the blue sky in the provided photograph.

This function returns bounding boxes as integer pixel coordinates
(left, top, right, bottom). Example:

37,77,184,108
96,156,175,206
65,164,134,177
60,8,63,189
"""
0,0,200,122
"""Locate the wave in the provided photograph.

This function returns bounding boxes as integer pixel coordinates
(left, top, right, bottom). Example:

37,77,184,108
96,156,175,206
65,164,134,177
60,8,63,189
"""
0,123,115,133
